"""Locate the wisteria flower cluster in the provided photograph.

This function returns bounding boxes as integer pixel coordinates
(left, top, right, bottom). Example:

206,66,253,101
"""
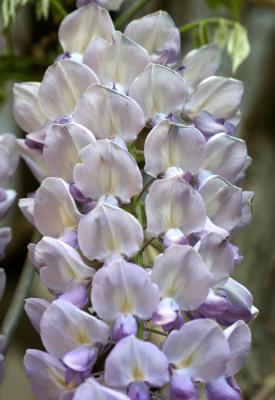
0,132,18,380
12,2,257,399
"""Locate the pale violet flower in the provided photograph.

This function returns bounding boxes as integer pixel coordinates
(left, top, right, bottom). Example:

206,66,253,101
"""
40,299,109,373
30,237,95,306
144,120,249,184
24,349,80,399
13,4,256,399
105,335,169,390
83,31,149,93
78,203,143,262
73,84,145,144
33,178,80,243
184,76,243,121
163,319,230,398
145,176,206,239
13,82,48,134
181,44,221,92
43,122,96,182
124,11,181,65
38,60,98,121
59,3,114,57
73,140,142,204
129,63,188,125
91,259,159,339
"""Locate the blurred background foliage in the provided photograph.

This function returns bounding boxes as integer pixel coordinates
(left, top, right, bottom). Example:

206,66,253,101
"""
0,0,274,398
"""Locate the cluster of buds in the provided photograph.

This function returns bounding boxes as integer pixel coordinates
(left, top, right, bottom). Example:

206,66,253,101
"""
13,2,257,400
0,133,19,380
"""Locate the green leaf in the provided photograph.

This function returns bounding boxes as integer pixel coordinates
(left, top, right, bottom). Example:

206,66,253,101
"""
1,0,61,27
213,18,229,48
193,23,209,48
2,0,30,27
36,0,50,19
227,22,250,72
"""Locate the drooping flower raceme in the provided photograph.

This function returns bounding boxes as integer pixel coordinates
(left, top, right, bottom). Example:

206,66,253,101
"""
12,3,257,400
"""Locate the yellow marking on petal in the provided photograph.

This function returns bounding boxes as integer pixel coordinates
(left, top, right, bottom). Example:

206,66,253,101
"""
101,205,120,253
50,369,77,390
132,365,145,381
75,329,92,345
177,354,194,369
59,205,77,229
119,297,133,314
163,283,179,298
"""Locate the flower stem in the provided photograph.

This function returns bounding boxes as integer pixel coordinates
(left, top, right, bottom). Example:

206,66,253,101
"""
1,230,40,355
144,328,167,337
179,17,235,34
138,237,155,256
137,322,144,339
151,240,163,253
136,176,155,202
115,0,152,30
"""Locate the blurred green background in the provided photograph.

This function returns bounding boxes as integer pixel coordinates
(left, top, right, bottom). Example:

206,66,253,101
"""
0,0,274,398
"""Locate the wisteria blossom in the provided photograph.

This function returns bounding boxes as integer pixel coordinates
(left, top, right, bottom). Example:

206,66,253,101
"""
9,2,257,399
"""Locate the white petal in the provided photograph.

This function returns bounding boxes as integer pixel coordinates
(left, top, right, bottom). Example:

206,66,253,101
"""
182,44,221,90
83,31,149,92
17,139,50,182
40,299,109,358
220,278,253,311
73,84,145,142
78,203,143,262
151,245,211,310
185,76,243,120
202,133,248,183
59,3,114,54
19,197,35,225
44,122,95,181
144,120,206,177
224,320,251,376
13,82,47,133
199,175,243,232
39,60,98,120
145,176,206,236
105,335,169,388
74,139,142,203
34,177,80,237
24,298,49,334
24,349,77,400
129,64,188,122
34,236,94,293
125,11,180,64
91,259,159,321
195,232,234,286
237,190,253,230
163,319,230,381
